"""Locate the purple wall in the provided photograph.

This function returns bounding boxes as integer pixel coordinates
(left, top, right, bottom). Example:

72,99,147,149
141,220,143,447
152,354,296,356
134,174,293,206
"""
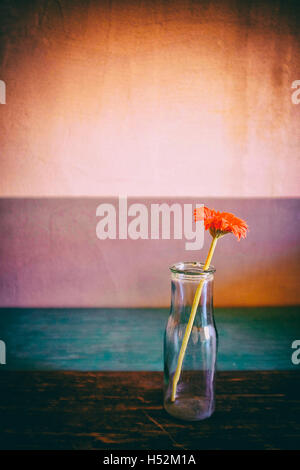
0,198,299,307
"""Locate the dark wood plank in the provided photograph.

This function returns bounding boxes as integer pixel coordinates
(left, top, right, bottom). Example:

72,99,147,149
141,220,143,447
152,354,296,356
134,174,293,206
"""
0,371,299,450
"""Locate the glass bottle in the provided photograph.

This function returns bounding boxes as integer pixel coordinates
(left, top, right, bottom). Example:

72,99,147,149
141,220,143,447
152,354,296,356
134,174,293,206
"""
163,261,217,421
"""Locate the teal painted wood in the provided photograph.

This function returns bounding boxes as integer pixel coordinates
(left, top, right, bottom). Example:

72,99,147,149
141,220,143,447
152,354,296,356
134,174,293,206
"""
0,307,299,371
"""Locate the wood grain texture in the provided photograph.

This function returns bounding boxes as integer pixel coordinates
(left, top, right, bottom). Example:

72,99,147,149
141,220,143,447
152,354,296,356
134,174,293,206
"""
0,371,299,450
1,307,299,371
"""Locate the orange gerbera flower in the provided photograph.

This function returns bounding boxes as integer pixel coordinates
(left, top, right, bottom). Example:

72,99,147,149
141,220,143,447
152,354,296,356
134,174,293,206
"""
171,205,248,402
194,206,248,241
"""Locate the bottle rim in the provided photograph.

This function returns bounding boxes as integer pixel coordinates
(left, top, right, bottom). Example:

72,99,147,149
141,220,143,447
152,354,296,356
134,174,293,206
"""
169,261,216,276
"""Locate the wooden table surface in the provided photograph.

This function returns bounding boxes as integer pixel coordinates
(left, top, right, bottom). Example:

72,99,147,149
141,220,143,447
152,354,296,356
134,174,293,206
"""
0,370,299,450
1,307,299,371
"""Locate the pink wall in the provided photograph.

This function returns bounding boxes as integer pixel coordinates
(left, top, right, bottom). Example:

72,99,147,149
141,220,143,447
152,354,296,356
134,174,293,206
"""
0,0,299,198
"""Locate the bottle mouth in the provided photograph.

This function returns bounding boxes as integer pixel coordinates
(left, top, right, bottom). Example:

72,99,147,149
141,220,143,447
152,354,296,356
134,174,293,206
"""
170,261,216,277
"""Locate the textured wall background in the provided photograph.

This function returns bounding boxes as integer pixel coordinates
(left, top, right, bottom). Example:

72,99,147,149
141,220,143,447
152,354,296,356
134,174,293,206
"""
0,1,299,307
0,0,299,197
0,198,299,308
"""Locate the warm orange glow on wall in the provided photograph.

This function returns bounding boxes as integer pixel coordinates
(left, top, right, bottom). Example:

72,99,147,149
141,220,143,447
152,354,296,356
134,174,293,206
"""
0,0,299,197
